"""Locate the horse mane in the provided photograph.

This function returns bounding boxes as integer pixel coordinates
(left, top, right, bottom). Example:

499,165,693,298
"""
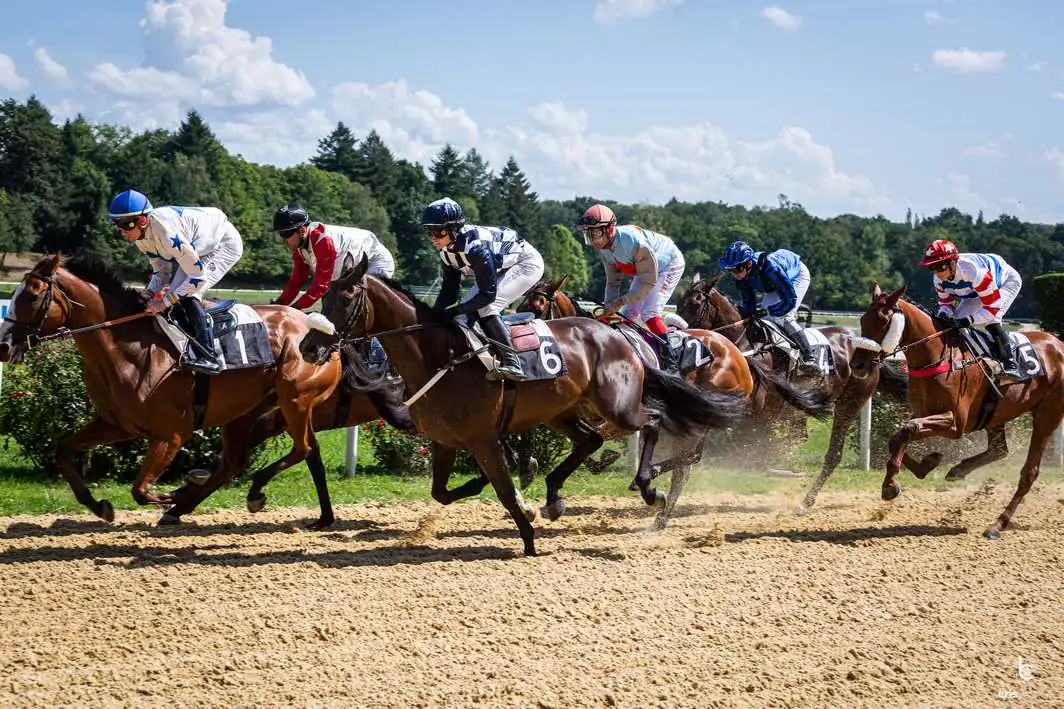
62,252,145,314
375,275,439,319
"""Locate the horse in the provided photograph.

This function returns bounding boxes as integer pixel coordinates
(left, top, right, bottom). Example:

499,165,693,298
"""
850,283,1064,538
517,276,831,528
300,256,750,556
0,253,343,529
674,273,910,513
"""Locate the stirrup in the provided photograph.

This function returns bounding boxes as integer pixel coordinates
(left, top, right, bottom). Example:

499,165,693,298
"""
487,363,525,382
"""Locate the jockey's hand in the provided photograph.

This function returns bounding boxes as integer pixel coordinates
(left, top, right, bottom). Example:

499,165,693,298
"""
741,306,767,319
602,299,625,316
434,304,463,321
146,289,178,314
138,289,154,305
951,316,973,328
932,314,955,331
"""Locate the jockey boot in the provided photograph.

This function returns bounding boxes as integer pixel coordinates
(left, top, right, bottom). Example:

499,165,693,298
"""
781,319,818,374
179,297,222,375
479,315,526,382
986,322,1020,377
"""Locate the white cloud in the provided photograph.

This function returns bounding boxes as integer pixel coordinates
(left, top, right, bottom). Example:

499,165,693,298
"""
1052,91,1064,101
0,53,28,90
1046,149,1064,181
49,98,84,122
33,47,68,85
923,10,956,25
215,109,334,166
593,0,683,24
961,141,1004,158
88,0,313,108
528,102,588,134
759,6,803,31
1029,61,1047,72
931,48,1006,73
940,173,1027,217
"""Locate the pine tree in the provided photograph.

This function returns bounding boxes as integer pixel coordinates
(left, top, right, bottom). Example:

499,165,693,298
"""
430,144,465,198
355,130,397,201
311,121,363,182
460,148,493,202
166,110,224,178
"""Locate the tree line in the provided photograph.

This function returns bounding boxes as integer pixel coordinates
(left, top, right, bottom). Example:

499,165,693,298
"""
2,95,1062,319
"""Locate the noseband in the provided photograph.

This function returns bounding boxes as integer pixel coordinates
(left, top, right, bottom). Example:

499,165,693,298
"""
3,271,76,346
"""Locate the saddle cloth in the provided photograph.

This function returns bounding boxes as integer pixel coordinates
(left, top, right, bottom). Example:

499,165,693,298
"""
960,328,1045,382
458,314,568,381
745,320,836,377
157,300,274,372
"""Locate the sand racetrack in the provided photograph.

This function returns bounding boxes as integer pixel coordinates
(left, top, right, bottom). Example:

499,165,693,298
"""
1,483,1062,708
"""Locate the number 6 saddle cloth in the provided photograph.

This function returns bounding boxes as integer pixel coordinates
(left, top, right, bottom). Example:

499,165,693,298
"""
457,312,568,381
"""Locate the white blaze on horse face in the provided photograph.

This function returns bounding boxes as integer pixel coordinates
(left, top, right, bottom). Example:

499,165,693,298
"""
880,312,905,353
304,312,336,336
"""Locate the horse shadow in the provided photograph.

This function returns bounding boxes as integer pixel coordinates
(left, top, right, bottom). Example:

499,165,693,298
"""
0,516,389,540
724,524,968,545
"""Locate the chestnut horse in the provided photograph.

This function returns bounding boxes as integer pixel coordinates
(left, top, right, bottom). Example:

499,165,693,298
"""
0,254,342,528
300,256,749,556
674,273,909,512
518,276,831,528
850,283,1064,537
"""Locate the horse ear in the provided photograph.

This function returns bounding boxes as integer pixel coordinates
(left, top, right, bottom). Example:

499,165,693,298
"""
706,273,722,290
870,282,883,300
338,252,369,288
45,252,62,275
692,271,701,284
549,274,568,293
886,284,907,308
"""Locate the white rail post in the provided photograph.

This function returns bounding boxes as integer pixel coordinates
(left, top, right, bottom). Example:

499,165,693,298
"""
628,431,640,475
859,397,873,471
344,426,359,478
1050,424,1064,469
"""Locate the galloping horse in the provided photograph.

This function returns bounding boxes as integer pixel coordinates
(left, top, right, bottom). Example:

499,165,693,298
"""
518,276,831,527
0,254,344,528
674,273,910,513
300,256,749,556
851,283,1064,537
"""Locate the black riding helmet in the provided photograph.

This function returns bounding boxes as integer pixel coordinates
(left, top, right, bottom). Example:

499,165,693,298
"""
273,203,310,234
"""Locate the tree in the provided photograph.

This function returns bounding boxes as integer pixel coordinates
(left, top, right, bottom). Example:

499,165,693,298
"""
460,148,493,202
355,130,396,200
430,144,465,199
166,110,225,179
311,121,363,181
539,225,590,294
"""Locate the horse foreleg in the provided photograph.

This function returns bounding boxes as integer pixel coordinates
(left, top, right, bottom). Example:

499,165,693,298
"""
797,397,858,515
162,420,256,524
465,439,537,556
884,412,957,500
987,404,1064,538
630,425,666,507
541,418,603,521
131,436,184,506
429,443,491,504
652,463,692,532
55,417,136,521
945,425,1007,481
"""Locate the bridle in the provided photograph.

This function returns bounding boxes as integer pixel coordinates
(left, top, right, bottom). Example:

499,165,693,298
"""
2,271,79,346
523,287,557,320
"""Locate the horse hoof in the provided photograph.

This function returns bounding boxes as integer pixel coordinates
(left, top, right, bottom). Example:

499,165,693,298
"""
881,483,901,501
944,466,967,482
541,499,566,522
627,481,639,492
93,500,115,523
521,505,537,523
519,472,535,490
247,494,267,513
983,528,1001,540
185,469,211,486
793,503,810,517
306,518,334,532
647,516,667,532
652,490,667,509
158,512,181,526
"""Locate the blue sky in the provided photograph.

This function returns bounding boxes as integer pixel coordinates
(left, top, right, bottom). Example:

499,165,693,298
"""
1,0,1062,223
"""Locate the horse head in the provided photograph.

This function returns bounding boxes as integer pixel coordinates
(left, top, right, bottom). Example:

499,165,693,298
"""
0,254,83,364
675,273,737,332
850,282,908,379
518,275,570,320
300,252,367,365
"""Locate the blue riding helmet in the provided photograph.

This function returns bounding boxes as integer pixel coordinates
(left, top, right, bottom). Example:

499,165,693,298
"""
107,190,153,221
420,197,465,229
719,240,755,270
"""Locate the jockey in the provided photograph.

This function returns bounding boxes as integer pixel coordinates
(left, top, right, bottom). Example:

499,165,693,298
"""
423,197,545,382
917,239,1023,377
270,203,396,369
719,240,818,372
271,203,396,309
107,189,244,375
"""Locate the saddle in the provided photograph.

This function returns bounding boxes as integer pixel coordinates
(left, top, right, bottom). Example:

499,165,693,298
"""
612,324,711,376
457,313,567,381
957,327,1042,382
745,319,835,377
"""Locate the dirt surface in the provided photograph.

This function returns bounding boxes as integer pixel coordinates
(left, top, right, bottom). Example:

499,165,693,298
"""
2,483,1062,708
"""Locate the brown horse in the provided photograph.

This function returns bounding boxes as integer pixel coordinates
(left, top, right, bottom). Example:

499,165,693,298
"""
851,283,1064,538
518,276,831,528
674,273,910,513
300,256,749,556
0,254,342,528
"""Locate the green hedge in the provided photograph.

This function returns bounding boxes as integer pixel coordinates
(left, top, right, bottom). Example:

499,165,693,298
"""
1033,273,1064,337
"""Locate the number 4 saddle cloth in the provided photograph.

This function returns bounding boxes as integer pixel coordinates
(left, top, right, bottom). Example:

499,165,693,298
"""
458,312,568,381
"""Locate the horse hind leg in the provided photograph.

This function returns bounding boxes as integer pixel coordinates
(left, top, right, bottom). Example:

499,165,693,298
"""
797,397,857,515
465,439,538,557
54,417,135,522
541,417,604,521
944,425,1007,481
986,402,1064,538
131,437,184,506
162,420,256,524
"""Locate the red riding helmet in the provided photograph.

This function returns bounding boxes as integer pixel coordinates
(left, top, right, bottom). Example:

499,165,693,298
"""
575,204,617,246
917,239,960,266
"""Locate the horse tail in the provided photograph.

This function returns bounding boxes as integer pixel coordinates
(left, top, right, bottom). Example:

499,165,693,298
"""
746,356,832,421
875,360,909,404
640,366,748,435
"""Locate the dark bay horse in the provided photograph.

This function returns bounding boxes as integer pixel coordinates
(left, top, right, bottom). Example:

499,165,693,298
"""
674,273,909,513
518,276,831,528
300,256,749,556
851,283,1064,537
0,254,343,528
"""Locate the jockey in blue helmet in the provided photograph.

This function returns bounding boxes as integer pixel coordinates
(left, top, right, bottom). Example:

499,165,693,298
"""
107,189,244,375
719,240,817,372
422,197,545,381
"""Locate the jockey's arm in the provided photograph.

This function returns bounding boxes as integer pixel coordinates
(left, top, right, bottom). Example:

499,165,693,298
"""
763,262,798,316
933,276,956,318
970,266,1003,324
459,244,498,315
290,237,337,310
274,250,310,306
433,265,462,311
620,245,659,304
145,257,173,295
164,235,207,297
602,255,623,303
